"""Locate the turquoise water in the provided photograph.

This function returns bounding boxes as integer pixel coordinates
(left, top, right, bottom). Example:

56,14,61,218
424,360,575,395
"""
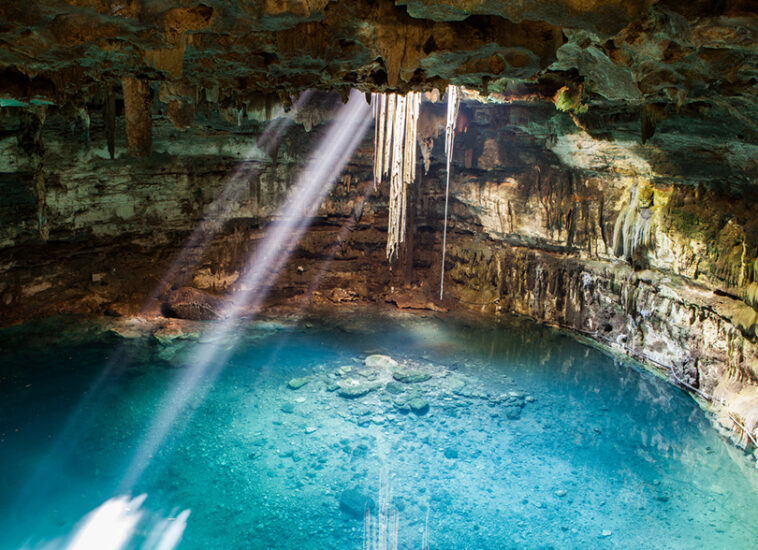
0,312,756,549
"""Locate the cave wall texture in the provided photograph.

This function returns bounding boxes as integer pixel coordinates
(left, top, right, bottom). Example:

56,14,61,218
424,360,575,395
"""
0,1,757,447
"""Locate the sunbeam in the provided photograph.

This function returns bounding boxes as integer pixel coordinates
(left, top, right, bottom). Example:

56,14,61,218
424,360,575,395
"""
145,90,315,309
8,93,313,521
118,89,372,492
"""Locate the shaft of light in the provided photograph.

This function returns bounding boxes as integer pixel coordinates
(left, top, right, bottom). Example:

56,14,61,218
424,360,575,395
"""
21,494,189,550
9,94,313,519
146,90,314,307
118,89,371,492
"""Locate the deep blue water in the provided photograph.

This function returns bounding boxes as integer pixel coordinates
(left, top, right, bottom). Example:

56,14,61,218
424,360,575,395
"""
0,312,756,549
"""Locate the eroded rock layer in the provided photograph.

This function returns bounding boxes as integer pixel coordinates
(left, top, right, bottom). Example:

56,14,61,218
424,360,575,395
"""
1,1,757,137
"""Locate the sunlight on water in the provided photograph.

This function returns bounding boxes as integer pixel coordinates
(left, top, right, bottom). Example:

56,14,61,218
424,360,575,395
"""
1,312,757,549
20,494,189,550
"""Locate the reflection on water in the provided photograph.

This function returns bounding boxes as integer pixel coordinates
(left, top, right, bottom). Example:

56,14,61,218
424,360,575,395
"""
0,312,756,549
20,494,189,550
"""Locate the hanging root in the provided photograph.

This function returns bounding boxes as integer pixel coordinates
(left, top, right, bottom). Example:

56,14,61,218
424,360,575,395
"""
371,85,460,276
372,91,420,262
439,85,460,300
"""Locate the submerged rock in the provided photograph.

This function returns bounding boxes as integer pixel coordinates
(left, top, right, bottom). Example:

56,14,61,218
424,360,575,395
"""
409,397,430,415
393,368,432,384
339,487,375,518
338,378,380,398
393,395,411,412
152,320,200,345
364,354,398,369
447,376,467,391
385,381,405,394
356,369,379,380
287,377,311,390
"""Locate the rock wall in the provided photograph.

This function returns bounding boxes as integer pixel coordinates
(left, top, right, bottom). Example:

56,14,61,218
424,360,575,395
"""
0,94,756,449
431,103,758,450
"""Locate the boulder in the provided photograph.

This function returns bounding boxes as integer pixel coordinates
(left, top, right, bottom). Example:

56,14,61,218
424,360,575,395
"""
339,487,375,518
409,397,430,415
338,378,380,398
287,376,311,390
164,287,224,321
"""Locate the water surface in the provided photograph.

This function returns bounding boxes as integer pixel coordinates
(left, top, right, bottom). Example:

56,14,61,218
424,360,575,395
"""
0,312,756,549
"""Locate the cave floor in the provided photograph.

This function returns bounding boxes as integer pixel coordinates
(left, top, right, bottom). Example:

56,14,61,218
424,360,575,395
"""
0,311,756,549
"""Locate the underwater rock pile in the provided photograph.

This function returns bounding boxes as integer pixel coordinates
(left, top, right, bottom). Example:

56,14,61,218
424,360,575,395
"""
281,352,535,427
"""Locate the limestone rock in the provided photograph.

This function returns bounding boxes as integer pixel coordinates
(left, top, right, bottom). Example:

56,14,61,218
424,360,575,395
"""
409,397,430,415
122,77,152,158
385,381,406,394
287,377,311,390
338,378,381,398
164,287,224,321
393,369,432,384
364,354,398,369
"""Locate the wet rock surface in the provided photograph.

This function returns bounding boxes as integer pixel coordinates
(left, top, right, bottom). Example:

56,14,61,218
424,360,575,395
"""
0,1,755,121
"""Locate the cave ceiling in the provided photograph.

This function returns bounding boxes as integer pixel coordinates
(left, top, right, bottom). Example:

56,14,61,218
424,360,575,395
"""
0,0,757,177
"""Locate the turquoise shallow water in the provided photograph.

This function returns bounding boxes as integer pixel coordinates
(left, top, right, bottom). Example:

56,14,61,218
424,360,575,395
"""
0,312,757,549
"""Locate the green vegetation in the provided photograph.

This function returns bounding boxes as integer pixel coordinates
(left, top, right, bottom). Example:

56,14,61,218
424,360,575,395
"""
553,86,588,114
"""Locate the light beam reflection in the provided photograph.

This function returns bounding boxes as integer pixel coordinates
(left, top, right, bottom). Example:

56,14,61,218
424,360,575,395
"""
22,494,189,550
119,89,372,492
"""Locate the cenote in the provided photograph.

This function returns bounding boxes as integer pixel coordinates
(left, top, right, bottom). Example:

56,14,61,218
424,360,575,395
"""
2,2,758,549
1,312,756,549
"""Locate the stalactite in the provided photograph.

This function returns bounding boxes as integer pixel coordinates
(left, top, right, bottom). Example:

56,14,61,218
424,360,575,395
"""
373,94,386,186
388,93,407,262
372,91,420,262
439,84,460,300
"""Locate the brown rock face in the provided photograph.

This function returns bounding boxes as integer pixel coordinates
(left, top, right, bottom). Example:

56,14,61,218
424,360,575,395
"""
122,77,152,157
165,287,225,321
0,0,753,110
